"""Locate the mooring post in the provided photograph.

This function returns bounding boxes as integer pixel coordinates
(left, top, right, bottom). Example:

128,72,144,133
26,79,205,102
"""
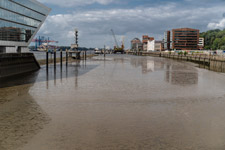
60,49,63,67
54,48,56,68
104,45,106,58
66,49,68,66
46,48,49,69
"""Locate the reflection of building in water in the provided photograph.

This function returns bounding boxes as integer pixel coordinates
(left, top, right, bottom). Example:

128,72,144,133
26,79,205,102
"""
165,64,198,85
113,58,125,64
130,58,164,74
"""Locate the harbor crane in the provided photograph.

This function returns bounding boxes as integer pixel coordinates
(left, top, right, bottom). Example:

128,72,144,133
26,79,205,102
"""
111,29,125,54
32,36,58,51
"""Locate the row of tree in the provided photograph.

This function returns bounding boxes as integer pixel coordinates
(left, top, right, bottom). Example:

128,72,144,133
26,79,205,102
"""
200,29,225,50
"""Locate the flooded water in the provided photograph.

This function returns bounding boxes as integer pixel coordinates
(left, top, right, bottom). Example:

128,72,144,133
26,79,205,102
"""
33,51,94,60
1,55,225,150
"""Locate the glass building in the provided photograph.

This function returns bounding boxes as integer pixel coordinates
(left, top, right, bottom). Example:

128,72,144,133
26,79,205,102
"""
0,0,51,53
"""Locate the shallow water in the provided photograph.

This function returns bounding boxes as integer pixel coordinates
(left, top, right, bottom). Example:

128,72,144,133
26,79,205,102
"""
1,55,225,150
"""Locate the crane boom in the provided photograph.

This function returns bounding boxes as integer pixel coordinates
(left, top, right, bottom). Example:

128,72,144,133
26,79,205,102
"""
111,29,119,48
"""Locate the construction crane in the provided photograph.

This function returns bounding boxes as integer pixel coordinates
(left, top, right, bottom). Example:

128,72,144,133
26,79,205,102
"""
32,36,58,51
111,29,125,54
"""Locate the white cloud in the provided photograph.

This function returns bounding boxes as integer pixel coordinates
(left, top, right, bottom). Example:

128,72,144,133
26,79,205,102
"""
208,18,225,29
37,4,225,48
38,0,115,7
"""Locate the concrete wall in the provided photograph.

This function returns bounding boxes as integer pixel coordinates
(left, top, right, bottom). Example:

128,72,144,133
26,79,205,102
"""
0,53,40,78
0,47,30,53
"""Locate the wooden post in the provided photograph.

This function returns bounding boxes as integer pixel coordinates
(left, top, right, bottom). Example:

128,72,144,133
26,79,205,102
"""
46,48,48,69
66,49,68,66
60,49,63,67
104,45,106,58
54,48,56,68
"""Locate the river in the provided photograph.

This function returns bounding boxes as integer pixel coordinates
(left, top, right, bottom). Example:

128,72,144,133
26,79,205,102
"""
1,54,225,150
33,51,94,60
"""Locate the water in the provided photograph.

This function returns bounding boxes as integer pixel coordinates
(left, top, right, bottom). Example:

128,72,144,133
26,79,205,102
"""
33,51,94,60
1,55,225,150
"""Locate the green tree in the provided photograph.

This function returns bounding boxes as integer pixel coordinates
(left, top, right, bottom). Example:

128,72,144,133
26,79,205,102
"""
200,29,225,50
212,38,221,50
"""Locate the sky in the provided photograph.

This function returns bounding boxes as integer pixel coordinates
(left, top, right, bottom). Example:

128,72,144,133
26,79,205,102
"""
36,0,225,48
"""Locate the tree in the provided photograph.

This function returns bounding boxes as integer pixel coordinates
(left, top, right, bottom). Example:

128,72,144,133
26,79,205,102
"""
212,38,221,50
200,29,225,50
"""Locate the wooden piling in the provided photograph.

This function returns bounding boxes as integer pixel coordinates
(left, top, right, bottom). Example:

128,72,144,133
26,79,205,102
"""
66,49,68,66
54,49,56,68
60,49,63,67
46,49,48,69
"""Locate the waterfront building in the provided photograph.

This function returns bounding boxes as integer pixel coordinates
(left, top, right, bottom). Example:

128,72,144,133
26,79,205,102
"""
163,31,171,50
147,40,163,52
142,35,154,51
198,38,204,50
131,38,143,51
0,0,51,53
147,39,155,51
155,41,163,51
172,28,199,50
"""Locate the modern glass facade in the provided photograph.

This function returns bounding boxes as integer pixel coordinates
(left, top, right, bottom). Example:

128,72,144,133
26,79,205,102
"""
0,0,50,50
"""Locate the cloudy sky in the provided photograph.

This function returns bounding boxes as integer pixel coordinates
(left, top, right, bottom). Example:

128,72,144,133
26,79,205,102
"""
36,0,225,48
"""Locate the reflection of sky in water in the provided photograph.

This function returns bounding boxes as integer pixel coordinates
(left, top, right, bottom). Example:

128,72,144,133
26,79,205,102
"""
165,63,198,85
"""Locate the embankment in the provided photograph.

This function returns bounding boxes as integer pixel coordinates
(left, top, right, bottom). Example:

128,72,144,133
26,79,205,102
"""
0,53,40,78
128,51,225,72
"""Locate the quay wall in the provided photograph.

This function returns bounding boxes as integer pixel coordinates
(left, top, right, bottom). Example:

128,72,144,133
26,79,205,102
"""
0,53,40,78
128,51,225,72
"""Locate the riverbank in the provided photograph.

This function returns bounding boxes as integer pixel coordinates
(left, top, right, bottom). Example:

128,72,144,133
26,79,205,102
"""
128,51,225,72
0,53,40,78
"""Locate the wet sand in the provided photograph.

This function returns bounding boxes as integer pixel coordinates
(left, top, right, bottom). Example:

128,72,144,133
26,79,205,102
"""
1,55,225,150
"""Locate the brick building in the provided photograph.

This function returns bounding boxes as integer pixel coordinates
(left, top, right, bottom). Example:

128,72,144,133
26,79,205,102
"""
172,28,199,50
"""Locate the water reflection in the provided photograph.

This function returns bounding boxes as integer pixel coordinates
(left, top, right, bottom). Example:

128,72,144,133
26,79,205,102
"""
129,56,198,85
0,77,49,150
165,63,198,85
130,57,164,74
0,61,98,89
0,71,39,89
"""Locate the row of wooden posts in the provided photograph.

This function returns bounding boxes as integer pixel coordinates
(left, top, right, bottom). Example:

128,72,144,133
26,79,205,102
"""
46,49,87,69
